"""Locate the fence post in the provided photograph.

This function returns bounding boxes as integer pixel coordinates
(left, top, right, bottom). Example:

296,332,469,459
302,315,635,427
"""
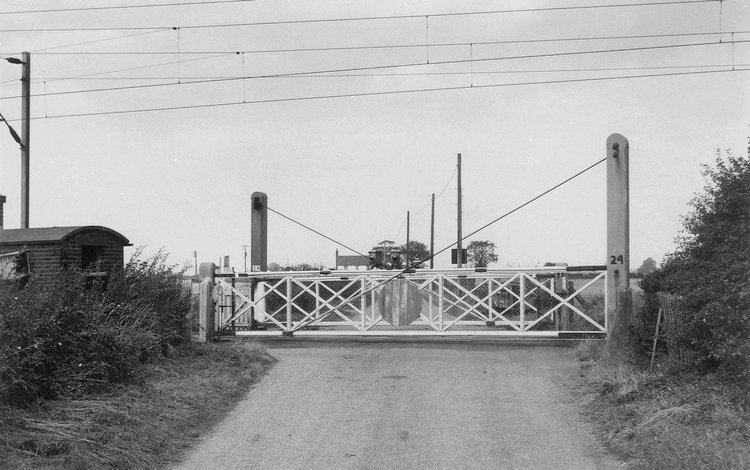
197,262,216,343
606,133,630,343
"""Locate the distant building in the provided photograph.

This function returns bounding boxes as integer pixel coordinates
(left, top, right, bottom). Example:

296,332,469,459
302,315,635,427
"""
335,249,369,271
0,195,131,282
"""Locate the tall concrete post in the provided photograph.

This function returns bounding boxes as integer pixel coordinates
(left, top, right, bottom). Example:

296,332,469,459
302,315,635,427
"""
606,134,630,341
251,192,268,272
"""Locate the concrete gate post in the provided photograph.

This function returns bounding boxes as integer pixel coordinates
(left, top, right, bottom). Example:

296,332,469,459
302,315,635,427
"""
606,134,631,343
197,262,216,343
251,192,268,272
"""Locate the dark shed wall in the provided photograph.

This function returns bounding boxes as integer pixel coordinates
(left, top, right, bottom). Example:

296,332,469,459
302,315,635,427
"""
0,227,128,281
62,230,125,272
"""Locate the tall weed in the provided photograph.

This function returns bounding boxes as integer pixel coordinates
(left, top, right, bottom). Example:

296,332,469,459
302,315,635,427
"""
0,250,191,406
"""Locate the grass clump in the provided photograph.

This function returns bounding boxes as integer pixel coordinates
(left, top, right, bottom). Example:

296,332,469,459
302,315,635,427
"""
572,340,750,469
0,342,275,469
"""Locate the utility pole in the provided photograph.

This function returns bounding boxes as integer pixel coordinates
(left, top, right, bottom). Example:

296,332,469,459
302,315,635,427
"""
430,193,435,269
20,52,30,228
242,244,249,273
406,211,410,267
456,153,463,268
193,251,197,276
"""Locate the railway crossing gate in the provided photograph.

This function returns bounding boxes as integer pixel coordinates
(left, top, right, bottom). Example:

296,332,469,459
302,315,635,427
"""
195,134,630,340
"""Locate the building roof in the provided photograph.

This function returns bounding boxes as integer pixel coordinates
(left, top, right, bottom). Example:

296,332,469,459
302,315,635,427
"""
0,226,131,246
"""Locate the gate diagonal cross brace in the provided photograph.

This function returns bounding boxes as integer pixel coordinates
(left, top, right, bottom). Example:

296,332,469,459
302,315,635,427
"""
289,278,365,329
521,272,606,331
290,273,405,333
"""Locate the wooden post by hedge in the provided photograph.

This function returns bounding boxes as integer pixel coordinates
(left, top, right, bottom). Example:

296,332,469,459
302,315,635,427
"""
197,262,216,343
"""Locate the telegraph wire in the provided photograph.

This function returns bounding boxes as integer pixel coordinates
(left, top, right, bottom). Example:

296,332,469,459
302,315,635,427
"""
3,39,743,99
7,66,748,121
391,166,457,241
0,0,718,32
411,166,457,218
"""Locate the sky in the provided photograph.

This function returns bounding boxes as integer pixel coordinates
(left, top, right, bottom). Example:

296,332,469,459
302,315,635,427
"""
0,0,748,272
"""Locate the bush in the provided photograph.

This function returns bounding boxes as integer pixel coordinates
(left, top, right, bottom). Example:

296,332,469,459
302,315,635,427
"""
0,250,191,406
633,148,750,378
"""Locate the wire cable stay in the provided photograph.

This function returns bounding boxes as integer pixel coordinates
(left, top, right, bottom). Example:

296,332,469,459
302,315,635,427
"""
266,206,371,259
259,156,608,333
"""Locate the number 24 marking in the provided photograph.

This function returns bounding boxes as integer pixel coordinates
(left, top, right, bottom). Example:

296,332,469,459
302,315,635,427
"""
610,255,624,264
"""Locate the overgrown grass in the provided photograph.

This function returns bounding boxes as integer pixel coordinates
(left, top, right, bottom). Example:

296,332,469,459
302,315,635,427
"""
0,342,275,469
572,340,750,469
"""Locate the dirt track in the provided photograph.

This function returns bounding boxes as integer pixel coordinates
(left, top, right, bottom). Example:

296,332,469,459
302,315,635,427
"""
173,341,619,470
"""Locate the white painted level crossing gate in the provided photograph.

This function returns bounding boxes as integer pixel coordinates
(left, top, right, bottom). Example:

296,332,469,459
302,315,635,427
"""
211,267,607,338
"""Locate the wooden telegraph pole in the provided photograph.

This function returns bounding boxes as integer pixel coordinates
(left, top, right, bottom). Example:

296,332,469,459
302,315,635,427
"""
606,134,630,342
406,211,410,267
430,193,435,269
456,153,463,268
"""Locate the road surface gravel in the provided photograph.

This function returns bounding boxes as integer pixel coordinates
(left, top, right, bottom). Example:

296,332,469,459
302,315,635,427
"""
173,341,620,470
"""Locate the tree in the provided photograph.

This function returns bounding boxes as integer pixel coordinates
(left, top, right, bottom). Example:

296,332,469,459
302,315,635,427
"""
641,148,750,376
635,257,658,277
466,240,498,268
399,240,430,268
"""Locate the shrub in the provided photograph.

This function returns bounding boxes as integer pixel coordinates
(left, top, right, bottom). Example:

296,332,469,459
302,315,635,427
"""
0,250,191,406
633,148,750,378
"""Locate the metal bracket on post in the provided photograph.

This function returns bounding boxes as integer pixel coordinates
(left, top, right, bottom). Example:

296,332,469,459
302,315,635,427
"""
606,134,630,342
197,262,216,342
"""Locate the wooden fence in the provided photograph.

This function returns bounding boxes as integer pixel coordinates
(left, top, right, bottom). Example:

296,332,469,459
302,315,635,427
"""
657,292,697,364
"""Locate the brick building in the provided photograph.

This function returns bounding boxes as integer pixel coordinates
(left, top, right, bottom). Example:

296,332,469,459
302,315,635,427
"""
0,195,131,281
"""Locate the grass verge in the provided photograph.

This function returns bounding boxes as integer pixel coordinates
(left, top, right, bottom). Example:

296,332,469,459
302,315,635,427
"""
571,340,750,469
0,341,275,469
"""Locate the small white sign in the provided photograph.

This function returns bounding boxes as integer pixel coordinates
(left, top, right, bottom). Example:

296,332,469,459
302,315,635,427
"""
251,265,261,272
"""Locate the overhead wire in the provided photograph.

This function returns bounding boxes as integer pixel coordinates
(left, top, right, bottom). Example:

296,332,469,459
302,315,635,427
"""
15,63,750,82
6,66,749,121
0,0,263,15
3,38,743,99
9,29,746,56
0,0,719,32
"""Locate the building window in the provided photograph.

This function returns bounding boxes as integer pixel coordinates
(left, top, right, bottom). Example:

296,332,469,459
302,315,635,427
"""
81,245,104,271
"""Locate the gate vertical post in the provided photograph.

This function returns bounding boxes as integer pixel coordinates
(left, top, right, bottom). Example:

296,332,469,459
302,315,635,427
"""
286,277,292,331
197,262,216,342
315,281,321,320
519,274,526,331
251,192,268,272
361,276,366,331
438,274,445,331
606,134,631,341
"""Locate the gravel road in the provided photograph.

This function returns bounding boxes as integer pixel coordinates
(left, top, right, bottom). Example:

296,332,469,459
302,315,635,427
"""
173,341,619,470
